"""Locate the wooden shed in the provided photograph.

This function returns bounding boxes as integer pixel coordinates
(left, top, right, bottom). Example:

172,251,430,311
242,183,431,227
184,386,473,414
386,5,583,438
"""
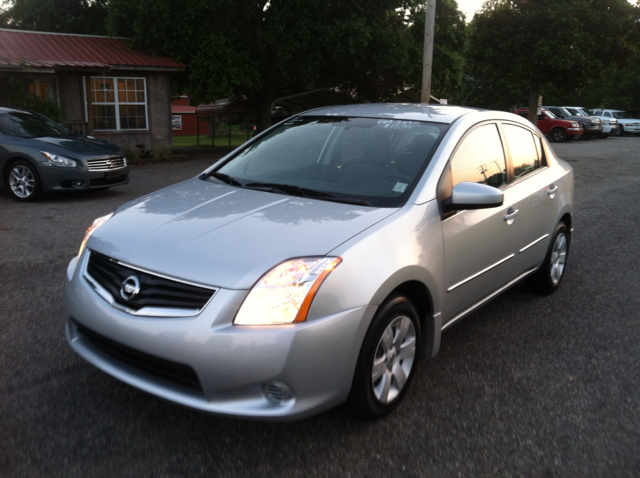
0,28,184,154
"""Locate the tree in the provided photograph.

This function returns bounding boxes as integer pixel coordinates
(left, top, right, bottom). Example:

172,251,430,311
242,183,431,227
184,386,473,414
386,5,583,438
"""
106,0,437,132
465,0,640,121
0,0,109,35
407,0,468,102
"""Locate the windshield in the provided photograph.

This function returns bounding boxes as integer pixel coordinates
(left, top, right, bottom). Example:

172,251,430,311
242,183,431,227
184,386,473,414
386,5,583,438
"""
566,108,585,116
612,112,632,119
210,116,447,207
0,111,70,138
543,110,557,119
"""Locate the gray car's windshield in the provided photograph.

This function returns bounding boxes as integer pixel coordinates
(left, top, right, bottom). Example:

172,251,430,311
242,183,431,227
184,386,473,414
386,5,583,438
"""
612,112,632,119
210,116,447,207
0,111,70,138
566,108,584,116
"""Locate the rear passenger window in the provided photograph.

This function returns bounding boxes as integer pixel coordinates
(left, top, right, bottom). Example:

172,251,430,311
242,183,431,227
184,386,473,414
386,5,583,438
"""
503,124,541,179
451,124,507,189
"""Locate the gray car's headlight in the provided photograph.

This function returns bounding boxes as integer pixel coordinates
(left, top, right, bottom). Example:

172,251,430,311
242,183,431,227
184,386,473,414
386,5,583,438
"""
234,257,342,325
78,212,114,258
41,152,77,168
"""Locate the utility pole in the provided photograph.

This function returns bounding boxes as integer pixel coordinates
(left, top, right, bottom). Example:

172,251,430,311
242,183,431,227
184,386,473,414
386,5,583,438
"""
421,0,436,103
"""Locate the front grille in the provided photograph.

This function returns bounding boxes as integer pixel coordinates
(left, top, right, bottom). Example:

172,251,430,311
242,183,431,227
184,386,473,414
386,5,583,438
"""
87,157,126,171
86,251,216,312
75,321,202,391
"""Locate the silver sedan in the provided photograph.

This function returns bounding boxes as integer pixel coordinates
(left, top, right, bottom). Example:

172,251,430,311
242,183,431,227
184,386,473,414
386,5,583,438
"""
64,104,573,420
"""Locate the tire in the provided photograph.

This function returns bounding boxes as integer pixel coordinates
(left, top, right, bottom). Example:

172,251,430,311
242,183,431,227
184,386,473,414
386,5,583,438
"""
615,125,624,137
6,160,42,201
529,222,570,295
348,295,421,418
551,128,568,142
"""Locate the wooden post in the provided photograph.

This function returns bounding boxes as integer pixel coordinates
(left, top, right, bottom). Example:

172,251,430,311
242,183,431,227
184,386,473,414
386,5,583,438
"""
421,0,436,104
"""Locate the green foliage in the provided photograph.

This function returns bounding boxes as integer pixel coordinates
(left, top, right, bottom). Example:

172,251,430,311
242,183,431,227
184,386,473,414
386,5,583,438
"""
0,77,63,121
0,0,109,34
106,0,468,130
464,0,640,111
407,0,468,102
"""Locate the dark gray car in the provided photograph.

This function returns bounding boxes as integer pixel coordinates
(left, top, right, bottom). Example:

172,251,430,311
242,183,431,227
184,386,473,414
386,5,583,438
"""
0,107,128,201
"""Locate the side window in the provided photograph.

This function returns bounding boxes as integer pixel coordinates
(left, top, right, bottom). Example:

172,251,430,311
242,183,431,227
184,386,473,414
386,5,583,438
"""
451,124,507,189
503,124,542,179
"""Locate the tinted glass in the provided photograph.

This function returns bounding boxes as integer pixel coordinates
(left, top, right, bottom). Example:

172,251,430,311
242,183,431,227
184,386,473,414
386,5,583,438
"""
451,124,507,189
503,124,542,179
0,111,69,138
214,116,447,207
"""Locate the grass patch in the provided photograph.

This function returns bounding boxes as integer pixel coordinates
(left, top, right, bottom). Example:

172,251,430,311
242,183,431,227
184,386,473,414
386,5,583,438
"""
172,133,251,148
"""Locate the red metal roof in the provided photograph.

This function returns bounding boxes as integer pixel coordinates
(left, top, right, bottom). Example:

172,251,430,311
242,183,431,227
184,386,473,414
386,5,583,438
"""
0,29,184,69
172,105,197,114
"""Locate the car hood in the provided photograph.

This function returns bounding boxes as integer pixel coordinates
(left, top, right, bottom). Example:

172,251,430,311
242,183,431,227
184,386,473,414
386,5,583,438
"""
87,178,398,289
34,135,122,157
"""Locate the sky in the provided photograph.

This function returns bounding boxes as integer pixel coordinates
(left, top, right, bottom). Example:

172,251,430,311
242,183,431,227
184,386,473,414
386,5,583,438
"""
456,0,486,21
456,0,637,22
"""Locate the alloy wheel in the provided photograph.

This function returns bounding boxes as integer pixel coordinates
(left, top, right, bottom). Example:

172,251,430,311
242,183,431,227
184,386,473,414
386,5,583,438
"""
371,315,416,404
550,232,567,285
9,164,36,199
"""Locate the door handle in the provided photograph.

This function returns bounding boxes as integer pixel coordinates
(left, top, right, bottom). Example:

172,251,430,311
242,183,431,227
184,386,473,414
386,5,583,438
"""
547,185,558,197
503,208,519,224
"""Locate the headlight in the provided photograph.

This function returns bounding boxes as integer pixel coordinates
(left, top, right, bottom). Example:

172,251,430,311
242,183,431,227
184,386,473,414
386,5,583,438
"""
78,212,114,258
41,152,77,168
234,257,342,325
571,122,580,127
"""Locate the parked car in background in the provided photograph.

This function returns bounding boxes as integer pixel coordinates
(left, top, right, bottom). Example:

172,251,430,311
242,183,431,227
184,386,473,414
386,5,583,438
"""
564,107,616,138
65,103,574,420
544,106,602,139
514,108,583,142
0,107,128,201
591,109,640,136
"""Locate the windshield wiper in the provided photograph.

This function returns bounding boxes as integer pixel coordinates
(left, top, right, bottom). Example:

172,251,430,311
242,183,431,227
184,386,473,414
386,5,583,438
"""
244,182,375,206
244,182,330,198
204,171,243,186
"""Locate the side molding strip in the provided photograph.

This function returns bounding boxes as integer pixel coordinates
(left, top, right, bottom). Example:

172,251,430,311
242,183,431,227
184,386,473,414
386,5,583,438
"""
447,254,515,292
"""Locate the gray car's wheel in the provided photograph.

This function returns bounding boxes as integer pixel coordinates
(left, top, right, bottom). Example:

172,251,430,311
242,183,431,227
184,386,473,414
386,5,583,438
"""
529,222,570,294
348,295,421,418
6,160,42,201
551,128,568,142
615,125,624,136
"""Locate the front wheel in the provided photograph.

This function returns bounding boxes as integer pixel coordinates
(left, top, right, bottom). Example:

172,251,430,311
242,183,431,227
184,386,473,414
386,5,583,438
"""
551,128,568,142
348,296,421,418
615,125,624,137
6,160,42,201
529,222,570,294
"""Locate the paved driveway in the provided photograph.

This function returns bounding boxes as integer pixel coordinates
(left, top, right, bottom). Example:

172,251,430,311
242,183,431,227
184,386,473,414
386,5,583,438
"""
1,139,639,477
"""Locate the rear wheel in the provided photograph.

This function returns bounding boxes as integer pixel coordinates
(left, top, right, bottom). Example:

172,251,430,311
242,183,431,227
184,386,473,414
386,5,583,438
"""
551,128,568,142
529,222,569,294
348,295,421,418
6,160,42,201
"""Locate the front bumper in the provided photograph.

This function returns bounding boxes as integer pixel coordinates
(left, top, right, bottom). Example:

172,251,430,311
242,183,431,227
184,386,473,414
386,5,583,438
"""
39,163,129,192
64,253,372,420
621,123,640,134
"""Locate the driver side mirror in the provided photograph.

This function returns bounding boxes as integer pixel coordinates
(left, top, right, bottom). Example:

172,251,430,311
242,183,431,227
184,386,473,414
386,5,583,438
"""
443,182,504,212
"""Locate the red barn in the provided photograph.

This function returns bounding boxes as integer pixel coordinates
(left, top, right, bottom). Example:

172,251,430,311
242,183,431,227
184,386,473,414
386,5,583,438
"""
171,96,209,136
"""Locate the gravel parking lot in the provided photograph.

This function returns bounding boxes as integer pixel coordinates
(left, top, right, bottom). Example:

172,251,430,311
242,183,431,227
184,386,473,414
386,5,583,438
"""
1,137,639,477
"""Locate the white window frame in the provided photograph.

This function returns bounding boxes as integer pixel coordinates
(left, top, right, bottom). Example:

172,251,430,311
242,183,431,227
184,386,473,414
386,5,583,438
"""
87,76,149,131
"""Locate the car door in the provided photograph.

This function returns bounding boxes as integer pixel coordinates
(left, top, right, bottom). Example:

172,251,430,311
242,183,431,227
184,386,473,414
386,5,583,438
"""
499,123,562,272
440,123,520,323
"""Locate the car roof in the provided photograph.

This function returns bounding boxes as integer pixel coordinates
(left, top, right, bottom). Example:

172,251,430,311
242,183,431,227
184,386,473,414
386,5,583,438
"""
300,103,488,125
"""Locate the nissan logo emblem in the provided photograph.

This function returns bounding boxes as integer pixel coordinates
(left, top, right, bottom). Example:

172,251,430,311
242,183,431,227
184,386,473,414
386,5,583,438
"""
120,275,141,300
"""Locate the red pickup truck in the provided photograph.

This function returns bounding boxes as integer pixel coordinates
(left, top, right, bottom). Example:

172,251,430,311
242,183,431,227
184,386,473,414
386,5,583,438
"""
514,108,583,142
